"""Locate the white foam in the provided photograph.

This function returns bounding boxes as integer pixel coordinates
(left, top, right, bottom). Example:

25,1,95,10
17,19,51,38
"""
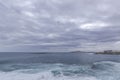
0,61,120,80
0,71,98,80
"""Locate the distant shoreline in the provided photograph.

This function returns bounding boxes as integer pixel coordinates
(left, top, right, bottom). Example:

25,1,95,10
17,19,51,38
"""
95,51,120,55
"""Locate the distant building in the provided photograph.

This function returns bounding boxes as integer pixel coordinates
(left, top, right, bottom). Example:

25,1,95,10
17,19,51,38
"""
96,50,120,54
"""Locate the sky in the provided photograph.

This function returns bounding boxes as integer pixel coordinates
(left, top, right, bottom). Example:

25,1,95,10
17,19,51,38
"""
0,0,120,52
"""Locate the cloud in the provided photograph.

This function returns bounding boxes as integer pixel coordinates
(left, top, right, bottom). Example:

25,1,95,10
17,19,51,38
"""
0,0,120,52
80,22,109,30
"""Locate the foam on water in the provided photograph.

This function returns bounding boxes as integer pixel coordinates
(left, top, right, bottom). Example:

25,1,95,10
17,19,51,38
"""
0,61,120,80
0,71,98,80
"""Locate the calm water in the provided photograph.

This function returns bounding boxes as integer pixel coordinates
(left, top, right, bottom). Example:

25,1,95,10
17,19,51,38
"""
0,52,120,80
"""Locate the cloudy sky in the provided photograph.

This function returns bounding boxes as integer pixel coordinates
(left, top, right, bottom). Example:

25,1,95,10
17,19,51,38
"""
0,0,120,52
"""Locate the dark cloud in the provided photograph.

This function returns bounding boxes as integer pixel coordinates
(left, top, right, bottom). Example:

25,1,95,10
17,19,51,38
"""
0,0,120,52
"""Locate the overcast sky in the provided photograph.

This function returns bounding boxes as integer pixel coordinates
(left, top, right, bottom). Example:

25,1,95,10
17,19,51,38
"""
0,0,120,52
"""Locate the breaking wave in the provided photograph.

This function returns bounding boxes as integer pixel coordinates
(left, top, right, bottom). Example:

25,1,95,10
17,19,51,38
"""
0,61,120,80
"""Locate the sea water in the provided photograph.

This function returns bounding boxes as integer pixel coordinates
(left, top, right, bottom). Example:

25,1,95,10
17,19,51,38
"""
0,52,120,80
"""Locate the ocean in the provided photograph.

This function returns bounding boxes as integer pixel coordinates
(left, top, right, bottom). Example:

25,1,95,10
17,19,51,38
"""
0,52,120,80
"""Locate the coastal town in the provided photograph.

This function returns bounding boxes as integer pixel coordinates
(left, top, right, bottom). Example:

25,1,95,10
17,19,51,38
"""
96,50,120,55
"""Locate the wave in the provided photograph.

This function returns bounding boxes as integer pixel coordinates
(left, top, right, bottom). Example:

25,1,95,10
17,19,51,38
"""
0,61,120,80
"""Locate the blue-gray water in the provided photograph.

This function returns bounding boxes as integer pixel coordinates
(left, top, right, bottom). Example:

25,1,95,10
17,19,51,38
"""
0,52,120,80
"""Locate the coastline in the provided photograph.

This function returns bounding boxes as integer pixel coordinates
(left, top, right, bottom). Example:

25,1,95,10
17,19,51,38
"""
95,51,120,55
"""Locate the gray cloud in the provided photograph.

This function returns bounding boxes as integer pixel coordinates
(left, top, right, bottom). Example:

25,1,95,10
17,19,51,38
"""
0,0,120,52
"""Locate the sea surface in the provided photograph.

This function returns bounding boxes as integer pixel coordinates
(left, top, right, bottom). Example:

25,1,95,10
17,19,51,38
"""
0,52,120,80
